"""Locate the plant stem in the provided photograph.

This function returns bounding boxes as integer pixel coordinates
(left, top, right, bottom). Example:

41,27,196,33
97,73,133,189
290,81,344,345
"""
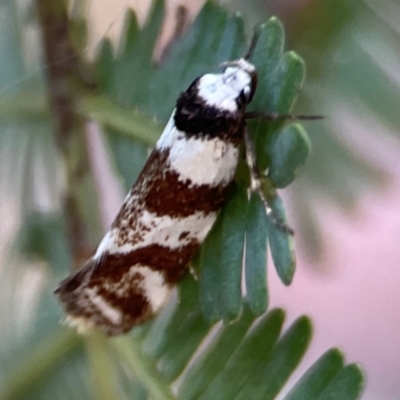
35,0,90,265
85,334,122,400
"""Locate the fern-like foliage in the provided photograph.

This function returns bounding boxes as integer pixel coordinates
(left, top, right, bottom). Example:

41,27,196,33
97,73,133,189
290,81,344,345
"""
0,1,364,399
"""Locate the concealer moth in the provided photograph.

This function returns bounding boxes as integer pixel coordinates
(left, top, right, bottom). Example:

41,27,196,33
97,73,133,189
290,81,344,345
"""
55,19,307,336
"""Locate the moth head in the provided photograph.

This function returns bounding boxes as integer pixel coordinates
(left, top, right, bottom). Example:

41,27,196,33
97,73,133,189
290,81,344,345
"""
196,58,258,113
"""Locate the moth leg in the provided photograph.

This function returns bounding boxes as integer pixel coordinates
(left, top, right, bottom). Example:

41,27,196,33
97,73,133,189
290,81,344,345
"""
243,128,294,235
244,111,324,121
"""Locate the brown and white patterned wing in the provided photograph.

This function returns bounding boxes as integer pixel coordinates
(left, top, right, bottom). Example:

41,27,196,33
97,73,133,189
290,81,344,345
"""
55,58,257,336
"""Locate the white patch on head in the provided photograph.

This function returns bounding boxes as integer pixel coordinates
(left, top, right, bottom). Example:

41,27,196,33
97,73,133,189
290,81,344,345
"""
134,266,170,312
86,288,122,325
197,58,254,112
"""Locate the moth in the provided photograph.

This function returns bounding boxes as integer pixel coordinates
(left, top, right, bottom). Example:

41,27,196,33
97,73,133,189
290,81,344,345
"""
55,32,298,336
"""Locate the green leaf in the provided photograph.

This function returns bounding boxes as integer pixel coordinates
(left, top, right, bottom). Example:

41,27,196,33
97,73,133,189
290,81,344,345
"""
113,0,164,108
156,310,209,382
197,309,285,400
178,304,255,400
178,273,201,311
140,295,178,358
317,364,365,400
248,19,306,171
199,186,249,324
284,348,345,400
249,18,285,112
235,316,312,400
245,193,269,315
275,51,306,113
94,0,165,191
145,2,246,120
267,195,296,285
269,123,311,188
142,300,206,362
199,213,225,322
142,282,209,382
96,38,115,94
220,185,248,322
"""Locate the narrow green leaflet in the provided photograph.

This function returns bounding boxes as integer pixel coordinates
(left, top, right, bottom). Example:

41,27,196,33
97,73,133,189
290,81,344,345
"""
156,311,209,382
96,38,115,95
274,51,306,114
249,18,285,112
317,364,365,400
141,296,178,358
178,304,255,400
245,193,269,315
267,195,296,285
142,300,205,362
269,123,312,188
235,316,312,400
95,0,164,189
249,19,306,171
199,213,225,322
220,185,248,322
113,0,165,108
141,281,210,382
197,309,285,400
145,3,246,120
284,349,345,400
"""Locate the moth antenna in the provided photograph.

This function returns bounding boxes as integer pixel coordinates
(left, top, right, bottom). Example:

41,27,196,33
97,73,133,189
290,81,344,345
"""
245,111,325,121
244,24,263,60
